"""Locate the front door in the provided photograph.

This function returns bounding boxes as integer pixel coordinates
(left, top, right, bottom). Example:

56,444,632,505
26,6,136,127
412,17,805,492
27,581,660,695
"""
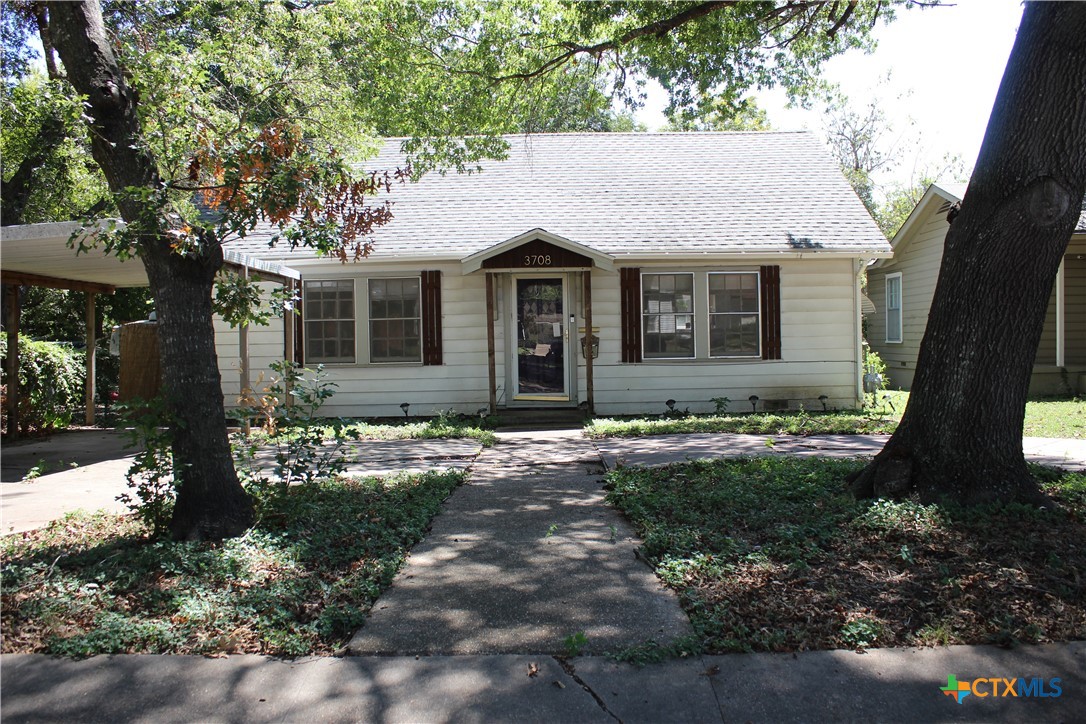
514,277,568,401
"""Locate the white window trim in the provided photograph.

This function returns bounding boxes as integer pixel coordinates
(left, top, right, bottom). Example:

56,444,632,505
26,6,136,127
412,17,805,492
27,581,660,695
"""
367,275,423,365
641,271,697,360
302,275,428,367
885,272,903,344
302,278,357,365
707,271,762,359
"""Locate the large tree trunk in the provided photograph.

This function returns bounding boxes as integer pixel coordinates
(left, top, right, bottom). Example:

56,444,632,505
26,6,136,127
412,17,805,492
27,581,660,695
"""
851,2,1086,506
49,1,253,539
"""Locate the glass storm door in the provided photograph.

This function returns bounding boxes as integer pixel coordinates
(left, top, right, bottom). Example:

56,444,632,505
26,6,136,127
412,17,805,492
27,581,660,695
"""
514,277,567,399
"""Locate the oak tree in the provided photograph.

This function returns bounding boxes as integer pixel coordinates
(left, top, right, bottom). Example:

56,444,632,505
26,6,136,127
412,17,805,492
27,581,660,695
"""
848,1,1086,505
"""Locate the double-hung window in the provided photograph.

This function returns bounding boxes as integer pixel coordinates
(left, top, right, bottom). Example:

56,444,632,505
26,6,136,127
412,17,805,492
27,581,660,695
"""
708,272,760,357
303,279,355,363
885,273,902,343
642,273,695,359
369,277,422,363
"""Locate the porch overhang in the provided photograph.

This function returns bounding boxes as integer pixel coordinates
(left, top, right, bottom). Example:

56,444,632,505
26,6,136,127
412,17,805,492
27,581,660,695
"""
461,228,615,274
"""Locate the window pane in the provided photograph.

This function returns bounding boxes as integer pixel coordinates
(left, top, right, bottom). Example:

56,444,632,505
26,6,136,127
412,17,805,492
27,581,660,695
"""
369,277,422,362
303,280,354,363
710,314,760,356
642,274,695,358
709,273,759,313
886,276,902,342
708,273,761,357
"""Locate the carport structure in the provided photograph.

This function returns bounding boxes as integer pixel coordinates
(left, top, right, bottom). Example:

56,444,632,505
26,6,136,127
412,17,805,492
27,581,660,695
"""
0,221,299,436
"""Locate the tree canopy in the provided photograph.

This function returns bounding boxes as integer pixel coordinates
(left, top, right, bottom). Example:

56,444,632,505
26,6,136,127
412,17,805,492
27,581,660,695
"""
6,0,917,540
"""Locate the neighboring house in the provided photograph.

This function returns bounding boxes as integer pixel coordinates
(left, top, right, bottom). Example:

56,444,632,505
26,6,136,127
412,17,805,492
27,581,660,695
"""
216,132,891,417
867,182,1086,396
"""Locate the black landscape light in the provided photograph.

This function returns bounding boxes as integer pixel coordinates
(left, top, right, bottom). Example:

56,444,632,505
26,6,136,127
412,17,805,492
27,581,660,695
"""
819,395,829,411
665,399,676,412
748,395,759,412
400,402,410,418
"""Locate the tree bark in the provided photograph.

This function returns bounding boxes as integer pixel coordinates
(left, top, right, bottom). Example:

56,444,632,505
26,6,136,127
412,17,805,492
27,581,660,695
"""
851,2,1086,506
49,0,253,539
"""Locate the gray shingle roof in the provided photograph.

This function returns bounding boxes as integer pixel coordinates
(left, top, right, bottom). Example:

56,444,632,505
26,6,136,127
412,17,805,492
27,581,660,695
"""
225,132,891,262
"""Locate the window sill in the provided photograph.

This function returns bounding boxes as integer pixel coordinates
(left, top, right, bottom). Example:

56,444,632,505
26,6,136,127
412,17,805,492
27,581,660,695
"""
303,361,425,368
634,357,773,364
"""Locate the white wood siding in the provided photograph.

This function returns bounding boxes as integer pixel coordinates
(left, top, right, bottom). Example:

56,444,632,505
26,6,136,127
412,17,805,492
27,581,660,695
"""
1064,237,1086,367
587,259,859,415
868,211,947,389
869,211,1083,393
215,259,863,416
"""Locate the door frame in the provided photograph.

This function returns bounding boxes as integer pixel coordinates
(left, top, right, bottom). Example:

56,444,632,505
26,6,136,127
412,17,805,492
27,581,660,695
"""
507,272,574,404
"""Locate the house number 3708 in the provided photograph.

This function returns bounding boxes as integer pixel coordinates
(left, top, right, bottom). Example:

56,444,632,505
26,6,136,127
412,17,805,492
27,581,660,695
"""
524,254,552,266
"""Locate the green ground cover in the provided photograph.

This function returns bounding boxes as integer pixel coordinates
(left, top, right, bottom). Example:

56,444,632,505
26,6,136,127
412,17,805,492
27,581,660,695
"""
1,470,464,657
606,457,1086,653
587,393,1084,439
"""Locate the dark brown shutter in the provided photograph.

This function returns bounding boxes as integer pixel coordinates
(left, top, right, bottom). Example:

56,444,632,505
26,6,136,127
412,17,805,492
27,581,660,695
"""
421,270,442,365
760,265,782,360
619,267,642,363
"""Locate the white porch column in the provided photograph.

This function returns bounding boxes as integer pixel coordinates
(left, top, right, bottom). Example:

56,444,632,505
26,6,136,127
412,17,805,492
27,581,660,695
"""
1056,258,1066,368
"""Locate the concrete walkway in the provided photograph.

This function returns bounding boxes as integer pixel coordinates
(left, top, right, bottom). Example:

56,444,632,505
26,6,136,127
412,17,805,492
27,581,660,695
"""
349,430,691,655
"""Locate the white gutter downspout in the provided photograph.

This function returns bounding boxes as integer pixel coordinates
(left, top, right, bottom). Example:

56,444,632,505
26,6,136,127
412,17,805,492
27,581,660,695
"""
1056,258,1066,368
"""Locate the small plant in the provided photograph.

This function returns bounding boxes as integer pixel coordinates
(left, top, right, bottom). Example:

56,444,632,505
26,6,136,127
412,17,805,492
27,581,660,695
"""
563,631,589,657
863,345,891,408
23,459,49,481
608,524,618,543
711,396,731,414
545,523,559,538
840,617,884,650
234,361,358,494
115,396,179,538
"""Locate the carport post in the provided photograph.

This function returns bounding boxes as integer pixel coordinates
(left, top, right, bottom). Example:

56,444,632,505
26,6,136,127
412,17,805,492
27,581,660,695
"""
4,284,20,437
85,292,96,426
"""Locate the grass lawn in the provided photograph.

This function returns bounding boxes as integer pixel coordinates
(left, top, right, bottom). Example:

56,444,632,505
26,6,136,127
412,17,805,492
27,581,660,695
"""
606,457,1086,653
1025,397,1086,439
1,470,464,657
586,393,1084,440
341,418,497,446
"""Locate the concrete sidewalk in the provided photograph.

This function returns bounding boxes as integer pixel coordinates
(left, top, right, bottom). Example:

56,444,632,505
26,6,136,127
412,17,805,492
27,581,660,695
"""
3,642,1083,723
1,430,480,535
594,432,1086,472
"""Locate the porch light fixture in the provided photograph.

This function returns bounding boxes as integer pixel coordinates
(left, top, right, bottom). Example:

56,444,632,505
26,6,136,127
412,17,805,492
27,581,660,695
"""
748,395,759,412
400,402,410,418
819,395,829,411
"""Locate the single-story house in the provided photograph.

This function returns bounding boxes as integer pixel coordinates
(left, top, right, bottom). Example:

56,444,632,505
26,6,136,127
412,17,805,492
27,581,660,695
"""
215,132,892,417
867,182,1086,396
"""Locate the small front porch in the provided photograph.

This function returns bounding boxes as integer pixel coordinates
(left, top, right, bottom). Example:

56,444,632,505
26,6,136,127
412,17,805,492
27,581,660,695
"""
461,228,614,415
1033,240,1086,395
